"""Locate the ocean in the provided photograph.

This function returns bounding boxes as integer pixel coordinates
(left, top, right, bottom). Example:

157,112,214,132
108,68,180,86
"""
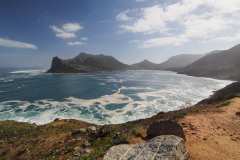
0,69,232,125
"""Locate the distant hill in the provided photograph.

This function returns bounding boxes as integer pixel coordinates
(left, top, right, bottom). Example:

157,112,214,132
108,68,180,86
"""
179,44,240,81
130,54,203,71
158,54,203,71
130,60,159,70
47,53,128,73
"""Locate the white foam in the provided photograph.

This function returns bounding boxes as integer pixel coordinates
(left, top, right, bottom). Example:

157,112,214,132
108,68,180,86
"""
0,71,233,125
10,69,45,75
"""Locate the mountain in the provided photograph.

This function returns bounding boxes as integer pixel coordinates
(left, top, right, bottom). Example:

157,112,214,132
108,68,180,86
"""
179,44,240,81
130,60,159,70
158,54,203,71
130,54,203,71
47,53,128,73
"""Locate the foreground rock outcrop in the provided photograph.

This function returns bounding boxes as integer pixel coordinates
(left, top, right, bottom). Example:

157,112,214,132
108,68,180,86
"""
104,135,189,160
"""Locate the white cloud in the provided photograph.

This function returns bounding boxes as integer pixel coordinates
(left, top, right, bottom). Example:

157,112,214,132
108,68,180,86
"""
50,22,83,39
67,41,85,46
62,23,83,32
50,25,76,39
116,10,132,21
0,38,38,50
81,37,88,41
119,6,167,34
118,0,240,48
142,36,188,48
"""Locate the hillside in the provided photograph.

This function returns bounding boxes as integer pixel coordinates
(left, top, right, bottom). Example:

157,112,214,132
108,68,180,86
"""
180,44,240,81
158,54,203,70
130,54,202,71
130,59,159,70
47,53,128,73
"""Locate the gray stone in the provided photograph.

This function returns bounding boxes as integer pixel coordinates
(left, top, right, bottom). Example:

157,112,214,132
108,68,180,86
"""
103,135,189,160
82,140,91,147
88,126,97,132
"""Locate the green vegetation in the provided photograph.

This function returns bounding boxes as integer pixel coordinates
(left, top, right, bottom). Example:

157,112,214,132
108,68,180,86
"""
217,100,231,108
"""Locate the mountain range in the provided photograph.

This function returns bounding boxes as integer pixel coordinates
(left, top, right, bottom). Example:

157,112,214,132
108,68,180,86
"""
48,53,202,73
48,44,240,81
179,44,240,81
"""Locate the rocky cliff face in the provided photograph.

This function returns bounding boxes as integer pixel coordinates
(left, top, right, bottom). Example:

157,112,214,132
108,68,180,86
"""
47,57,80,73
47,53,128,73
179,44,240,81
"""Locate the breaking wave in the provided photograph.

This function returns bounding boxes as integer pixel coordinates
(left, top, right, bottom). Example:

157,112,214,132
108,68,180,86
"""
0,70,232,125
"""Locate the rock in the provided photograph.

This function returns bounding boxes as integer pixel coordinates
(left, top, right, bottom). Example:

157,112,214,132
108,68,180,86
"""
87,126,98,138
54,118,60,122
146,120,185,139
82,140,91,147
236,112,240,117
84,148,92,154
74,146,81,152
79,128,87,133
103,135,189,160
0,148,8,156
112,134,128,145
96,126,112,137
88,126,97,132
73,146,92,156
71,130,82,140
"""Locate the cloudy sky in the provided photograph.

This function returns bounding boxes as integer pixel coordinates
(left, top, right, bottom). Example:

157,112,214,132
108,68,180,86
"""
0,0,240,68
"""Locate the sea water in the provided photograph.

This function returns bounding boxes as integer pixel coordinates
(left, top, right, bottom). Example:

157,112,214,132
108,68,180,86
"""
0,69,232,125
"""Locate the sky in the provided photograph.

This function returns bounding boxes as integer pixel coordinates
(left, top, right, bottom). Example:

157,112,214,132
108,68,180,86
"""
0,0,240,68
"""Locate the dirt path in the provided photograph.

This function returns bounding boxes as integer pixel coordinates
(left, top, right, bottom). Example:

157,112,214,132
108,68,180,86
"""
180,98,240,160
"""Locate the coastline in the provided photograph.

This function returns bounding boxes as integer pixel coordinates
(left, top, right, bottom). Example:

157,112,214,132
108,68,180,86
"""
0,69,231,125
0,82,239,159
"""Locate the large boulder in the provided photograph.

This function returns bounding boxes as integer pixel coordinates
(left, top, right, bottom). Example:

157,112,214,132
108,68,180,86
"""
146,120,185,139
104,135,189,160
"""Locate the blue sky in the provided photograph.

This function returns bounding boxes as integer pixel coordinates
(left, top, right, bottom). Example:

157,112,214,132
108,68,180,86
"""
0,0,240,68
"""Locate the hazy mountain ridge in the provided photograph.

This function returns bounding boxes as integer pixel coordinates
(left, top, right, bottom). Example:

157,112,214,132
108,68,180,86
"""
179,44,240,81
158,54,203,71
48,45,240,81
130,59,160,70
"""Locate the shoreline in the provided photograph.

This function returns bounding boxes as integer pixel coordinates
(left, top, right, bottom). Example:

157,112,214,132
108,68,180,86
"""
0,69,233,126
0,82,239,159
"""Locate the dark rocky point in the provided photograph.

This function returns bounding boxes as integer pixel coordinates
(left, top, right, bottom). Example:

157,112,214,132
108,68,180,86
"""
47,53,128,73
198,82,240,104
